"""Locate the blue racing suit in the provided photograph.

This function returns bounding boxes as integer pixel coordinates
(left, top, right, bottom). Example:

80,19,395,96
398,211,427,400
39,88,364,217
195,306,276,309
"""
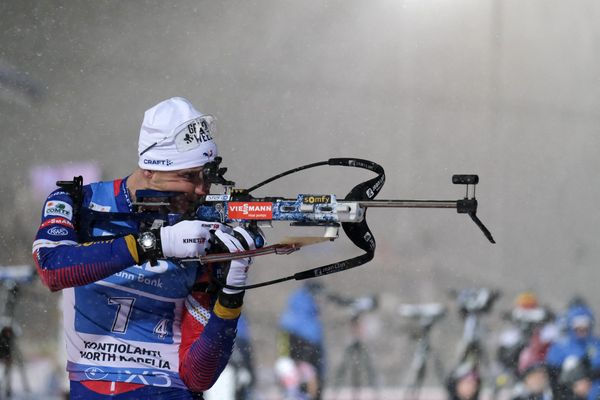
32,177,240,399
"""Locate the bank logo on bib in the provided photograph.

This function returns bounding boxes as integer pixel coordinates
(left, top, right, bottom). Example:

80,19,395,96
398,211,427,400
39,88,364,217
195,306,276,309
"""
84,367,108,380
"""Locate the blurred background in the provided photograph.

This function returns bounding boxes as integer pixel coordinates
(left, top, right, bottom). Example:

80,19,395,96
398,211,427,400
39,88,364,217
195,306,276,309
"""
1,0,599,398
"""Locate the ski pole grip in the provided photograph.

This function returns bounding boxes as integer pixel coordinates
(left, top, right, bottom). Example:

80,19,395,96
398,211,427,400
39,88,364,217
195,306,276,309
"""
452,175,479,185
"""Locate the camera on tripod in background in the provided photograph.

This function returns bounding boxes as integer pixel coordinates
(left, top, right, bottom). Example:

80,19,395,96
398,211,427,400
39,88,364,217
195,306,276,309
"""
397,302,447,400
455,287,500,317
0,265,36,398
399,303,446,339
348,295,378,320
330,292,380,394
324,290,378,319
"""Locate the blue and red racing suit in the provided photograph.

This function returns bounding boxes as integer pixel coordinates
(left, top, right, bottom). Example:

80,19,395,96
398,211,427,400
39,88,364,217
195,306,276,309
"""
32,177,240,398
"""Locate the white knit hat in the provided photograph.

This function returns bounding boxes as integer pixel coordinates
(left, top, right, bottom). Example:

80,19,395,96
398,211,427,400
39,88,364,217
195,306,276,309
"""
138,97,218,171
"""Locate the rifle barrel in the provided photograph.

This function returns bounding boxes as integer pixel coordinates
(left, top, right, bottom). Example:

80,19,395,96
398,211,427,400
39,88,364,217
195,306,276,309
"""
356,200,457,209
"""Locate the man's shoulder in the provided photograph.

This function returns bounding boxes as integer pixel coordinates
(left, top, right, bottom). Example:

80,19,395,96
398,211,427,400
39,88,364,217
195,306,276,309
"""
44,178,113,199
41,177,125,214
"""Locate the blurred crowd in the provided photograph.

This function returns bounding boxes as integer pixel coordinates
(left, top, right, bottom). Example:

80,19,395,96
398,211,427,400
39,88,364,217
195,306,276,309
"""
210,286,600,400
492,293,599,400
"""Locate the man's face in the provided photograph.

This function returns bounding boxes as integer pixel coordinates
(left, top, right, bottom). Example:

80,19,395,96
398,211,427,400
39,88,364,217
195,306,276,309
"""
573,378,592,397
147,167,210,211
571,315,592,338
524,369,549,394
573,324,590,338
456,375,479,400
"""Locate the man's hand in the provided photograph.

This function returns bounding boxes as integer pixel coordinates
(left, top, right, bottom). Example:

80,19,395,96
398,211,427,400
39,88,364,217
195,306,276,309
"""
213,227,256,294
160,220,212,258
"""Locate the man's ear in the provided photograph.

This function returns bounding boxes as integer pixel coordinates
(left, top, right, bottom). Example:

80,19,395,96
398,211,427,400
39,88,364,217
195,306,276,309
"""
142,170,155,179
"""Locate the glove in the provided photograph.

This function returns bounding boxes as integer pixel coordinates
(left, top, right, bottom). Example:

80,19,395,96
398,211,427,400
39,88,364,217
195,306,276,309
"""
160,220,213,258
213,227,257,294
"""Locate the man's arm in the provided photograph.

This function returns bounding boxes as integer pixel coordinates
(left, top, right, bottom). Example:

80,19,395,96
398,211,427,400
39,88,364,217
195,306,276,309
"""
178,289,242,392
32,189,141,291
178,227,255,392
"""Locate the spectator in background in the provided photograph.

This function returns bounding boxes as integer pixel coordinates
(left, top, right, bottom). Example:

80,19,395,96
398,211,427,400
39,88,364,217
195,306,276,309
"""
447,361,481,400
511,348,553,400
512,363,553,400
495,291,557,400
546,301,600,400
515,306,557,395
497,292,541,377
497,292,556,377
276,282,325,400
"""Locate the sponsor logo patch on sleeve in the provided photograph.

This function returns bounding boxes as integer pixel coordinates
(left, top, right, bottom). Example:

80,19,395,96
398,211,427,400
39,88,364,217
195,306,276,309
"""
47,227,69,236
40,218,74,230
44,201,73,220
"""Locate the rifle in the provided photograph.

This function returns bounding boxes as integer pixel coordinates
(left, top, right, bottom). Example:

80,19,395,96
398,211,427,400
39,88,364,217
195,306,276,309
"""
57,157,495,289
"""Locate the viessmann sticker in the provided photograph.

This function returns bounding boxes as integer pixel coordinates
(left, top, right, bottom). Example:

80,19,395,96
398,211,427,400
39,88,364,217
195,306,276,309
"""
228,202,273,219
